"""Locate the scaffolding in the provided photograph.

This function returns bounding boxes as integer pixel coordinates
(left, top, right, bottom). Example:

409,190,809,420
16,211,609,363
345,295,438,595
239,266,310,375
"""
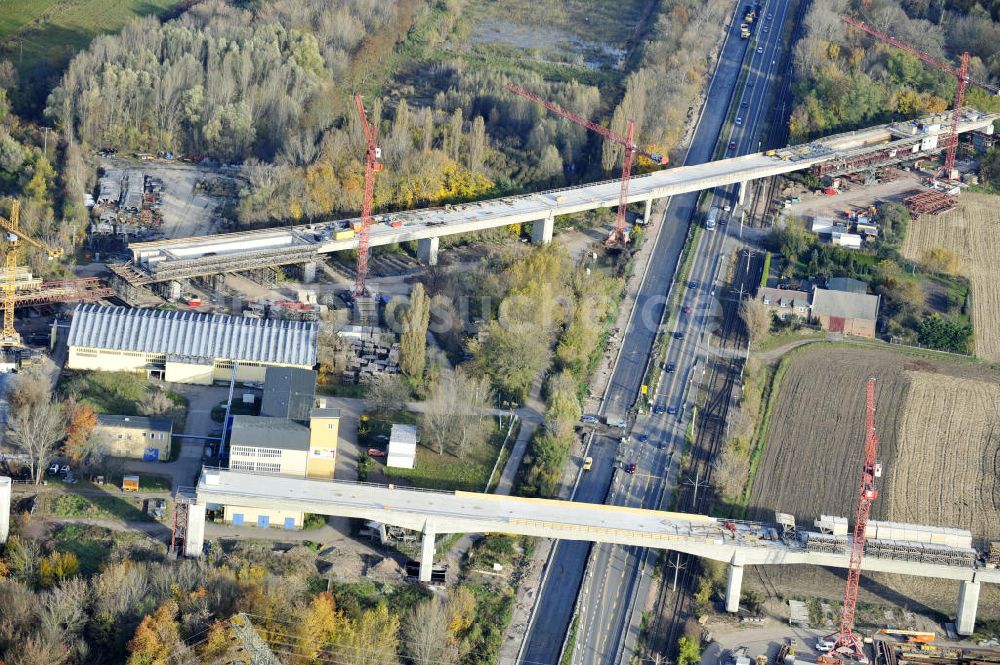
169,487,197,558
904,189,958,218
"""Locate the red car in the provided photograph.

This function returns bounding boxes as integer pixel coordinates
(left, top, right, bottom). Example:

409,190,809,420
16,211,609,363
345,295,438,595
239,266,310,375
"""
728,141,738,151
367,448,386,458
624,462,637,474
682,305,692,315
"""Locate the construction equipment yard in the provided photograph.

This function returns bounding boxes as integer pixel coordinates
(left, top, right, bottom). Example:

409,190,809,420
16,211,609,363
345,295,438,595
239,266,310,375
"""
747,345,1000,621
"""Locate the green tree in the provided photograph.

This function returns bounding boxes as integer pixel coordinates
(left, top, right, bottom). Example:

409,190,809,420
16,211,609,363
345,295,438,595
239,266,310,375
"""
917,314,972,353
400,284,430,381
677,636,702,665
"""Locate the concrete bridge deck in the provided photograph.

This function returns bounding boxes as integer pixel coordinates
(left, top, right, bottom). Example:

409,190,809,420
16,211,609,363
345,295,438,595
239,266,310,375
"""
183,469,996,634
121,110,997,285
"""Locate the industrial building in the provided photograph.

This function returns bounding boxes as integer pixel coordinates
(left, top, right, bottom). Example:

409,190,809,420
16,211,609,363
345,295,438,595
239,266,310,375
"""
811,287,880,337
260,367,317,421
221,404,340,529
89,414,173,461
66,304,317,385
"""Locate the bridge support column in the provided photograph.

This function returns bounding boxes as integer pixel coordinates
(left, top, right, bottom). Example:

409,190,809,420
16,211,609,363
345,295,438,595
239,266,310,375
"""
184,501,206,558
725,563,744,613
956,580,980,635
531,213,554,244
419,523,436,583
737,180,749,207
0,477,11,544
417,237,439,266
302,261,317,284
643,198,652,224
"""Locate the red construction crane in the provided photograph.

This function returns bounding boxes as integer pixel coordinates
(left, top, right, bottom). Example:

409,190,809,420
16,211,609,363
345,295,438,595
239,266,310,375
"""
353,94,384,298
504,82,668,246
842,15,1000,180
826,377,882,661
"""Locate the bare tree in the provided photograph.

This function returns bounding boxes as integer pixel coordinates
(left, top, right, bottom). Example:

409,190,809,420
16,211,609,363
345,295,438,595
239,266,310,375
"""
401,596,459,665
140,390,174,417
419,368,493,458
739,297,771,350
7,374,66,484
366,374,409,420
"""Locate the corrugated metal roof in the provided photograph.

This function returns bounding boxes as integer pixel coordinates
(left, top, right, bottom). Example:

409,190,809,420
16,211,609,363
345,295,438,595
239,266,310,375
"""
67,304,317,367
811,288,880,321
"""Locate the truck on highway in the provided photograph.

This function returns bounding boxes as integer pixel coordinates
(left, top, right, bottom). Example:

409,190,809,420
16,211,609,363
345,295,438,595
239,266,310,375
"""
705,206,719,231
740,23,751,38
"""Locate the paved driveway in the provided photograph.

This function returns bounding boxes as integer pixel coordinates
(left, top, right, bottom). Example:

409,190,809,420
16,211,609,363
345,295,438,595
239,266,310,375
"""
123,384,230,490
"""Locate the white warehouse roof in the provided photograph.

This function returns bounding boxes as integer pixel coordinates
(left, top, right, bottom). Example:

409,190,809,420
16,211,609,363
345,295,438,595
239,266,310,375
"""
67,304,317,367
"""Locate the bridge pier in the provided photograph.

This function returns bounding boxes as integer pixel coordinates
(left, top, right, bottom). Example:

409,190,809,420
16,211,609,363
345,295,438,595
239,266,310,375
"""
643,197,652,224
956,579,980,635
531,213,554,244
0,477,10,544
419,522,436,582
417,237,439,266
737,180,749,207
184,501,207,558
302,261,317,284
725,562,744,613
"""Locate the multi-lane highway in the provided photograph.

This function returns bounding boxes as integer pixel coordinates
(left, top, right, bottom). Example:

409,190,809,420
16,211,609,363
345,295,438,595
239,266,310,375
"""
520,1,795,663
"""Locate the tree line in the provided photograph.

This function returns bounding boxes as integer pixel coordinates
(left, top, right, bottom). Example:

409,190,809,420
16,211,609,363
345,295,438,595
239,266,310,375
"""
789,0,1000,141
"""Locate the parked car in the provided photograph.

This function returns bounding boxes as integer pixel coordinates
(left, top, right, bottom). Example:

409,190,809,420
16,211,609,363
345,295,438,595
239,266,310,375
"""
583,456,593,471
637,433,649,443
58,464,70,476
816,641,835,653
367,448,387,458
47,462,60,476
581,415,600,424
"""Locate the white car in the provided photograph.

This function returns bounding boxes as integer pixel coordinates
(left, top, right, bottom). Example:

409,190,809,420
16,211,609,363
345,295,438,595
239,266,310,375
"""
757,46,764,54
816,640,835,652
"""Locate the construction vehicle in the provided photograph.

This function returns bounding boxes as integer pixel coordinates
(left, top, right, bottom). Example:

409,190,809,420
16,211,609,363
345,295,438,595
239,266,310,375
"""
842,16,1000,180
876,629,935,644
0,200,64,347
743,5,756,22
741,23,751,38
505,82,668,247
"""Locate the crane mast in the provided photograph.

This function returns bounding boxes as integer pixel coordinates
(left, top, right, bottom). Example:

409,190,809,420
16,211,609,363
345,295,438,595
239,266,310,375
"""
0,200,63,347
503,82,668,246
841,15,1000,180
826,377,881,661
353,94,383,298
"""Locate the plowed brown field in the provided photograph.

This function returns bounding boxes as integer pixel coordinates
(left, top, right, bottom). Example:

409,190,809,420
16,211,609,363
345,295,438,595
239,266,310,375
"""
902,192,1000,361
747,345,1000,621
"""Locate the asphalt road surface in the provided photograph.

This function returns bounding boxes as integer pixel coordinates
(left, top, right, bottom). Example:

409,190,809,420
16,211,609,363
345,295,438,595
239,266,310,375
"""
519,1,796,663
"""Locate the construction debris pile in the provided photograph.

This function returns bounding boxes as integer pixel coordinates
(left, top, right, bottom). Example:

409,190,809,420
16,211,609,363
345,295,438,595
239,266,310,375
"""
334,325,400,384
92,169,163,235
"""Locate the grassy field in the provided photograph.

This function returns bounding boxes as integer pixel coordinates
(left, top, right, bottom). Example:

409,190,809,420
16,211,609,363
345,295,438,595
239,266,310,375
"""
36,490,163,522
902,192,1000,361
745,344,1000,620
0,0,181,62
381,426,505,492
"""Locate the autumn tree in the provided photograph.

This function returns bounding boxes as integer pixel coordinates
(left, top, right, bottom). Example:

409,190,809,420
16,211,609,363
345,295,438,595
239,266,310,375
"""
921,247,963,276
7,373,66,484
127,600,182,665
740,297,772,350
338,603,399,665
295,592,345,660
38,552,79,589
400,284,431,382
63,401,97,464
